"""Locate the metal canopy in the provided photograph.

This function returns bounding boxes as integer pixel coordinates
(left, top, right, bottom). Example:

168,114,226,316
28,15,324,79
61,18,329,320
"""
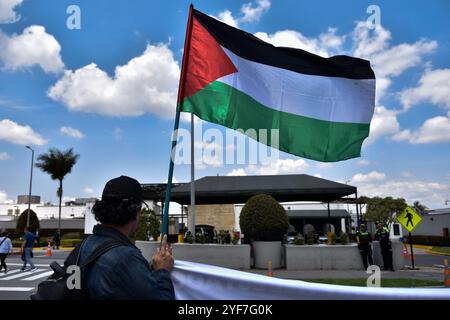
155,174,356,205
287,209,350,218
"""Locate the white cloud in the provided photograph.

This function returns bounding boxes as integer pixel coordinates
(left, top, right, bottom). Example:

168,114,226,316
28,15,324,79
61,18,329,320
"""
0,0,23,23
357,179,448,209
240,0,271,23
227,158,309,176
213,10,239,28
392,116,450,144
357,159,370,166
350,171,386,184
227,168,247,176
0,190,13,203
83,187,94,194
0,152,11,160
60,126,84,139
254,28,344,57
400,68,450,111
352,22,437,105
48,43,180,118
364,106,400,145
0,25,64,73
212,0,271,28
0,119,47,146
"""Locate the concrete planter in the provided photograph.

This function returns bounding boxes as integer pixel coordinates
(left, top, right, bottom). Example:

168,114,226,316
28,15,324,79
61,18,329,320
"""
135,241,251,270
372,240,405,270
253,241,282,269
285,243,363,270
285,241,405,270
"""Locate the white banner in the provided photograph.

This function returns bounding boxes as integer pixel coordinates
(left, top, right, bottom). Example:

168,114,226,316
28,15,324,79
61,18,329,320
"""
171,260,450,300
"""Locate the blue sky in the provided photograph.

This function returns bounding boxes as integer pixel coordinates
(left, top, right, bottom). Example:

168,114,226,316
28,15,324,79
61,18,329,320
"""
0,0,449,209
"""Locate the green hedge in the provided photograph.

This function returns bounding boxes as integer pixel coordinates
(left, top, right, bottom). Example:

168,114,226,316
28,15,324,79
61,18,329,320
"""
404,235,450,246
60,239,83,247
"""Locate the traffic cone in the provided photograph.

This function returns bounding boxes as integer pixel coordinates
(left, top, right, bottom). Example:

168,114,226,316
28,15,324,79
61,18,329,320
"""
444,259,450,288
267,260,273,277
46,242,52,257
403,243,408,257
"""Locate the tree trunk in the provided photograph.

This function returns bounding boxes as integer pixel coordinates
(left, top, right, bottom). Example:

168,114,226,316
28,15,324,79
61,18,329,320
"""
58,179,62,232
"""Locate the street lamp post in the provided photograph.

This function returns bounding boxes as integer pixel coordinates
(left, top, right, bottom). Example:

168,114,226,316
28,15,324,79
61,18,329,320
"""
25,146,34,228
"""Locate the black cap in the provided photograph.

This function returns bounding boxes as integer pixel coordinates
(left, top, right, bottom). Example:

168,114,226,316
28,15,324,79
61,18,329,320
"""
101,176,142,204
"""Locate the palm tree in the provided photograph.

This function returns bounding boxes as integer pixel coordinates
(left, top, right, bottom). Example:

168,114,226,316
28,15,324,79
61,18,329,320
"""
35,148,79,231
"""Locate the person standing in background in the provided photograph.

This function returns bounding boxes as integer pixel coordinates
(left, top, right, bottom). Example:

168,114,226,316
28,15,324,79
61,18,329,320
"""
0,232,13,273
21,227,37,272
356,224,374,270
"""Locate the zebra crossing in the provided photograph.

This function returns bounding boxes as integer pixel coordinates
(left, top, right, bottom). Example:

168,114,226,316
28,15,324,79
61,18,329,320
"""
0,264,54,282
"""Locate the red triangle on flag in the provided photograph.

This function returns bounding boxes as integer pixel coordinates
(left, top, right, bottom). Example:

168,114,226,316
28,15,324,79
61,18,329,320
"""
181,17,238,100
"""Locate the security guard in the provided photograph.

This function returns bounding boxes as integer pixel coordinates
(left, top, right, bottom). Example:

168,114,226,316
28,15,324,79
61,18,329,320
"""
356,224,373,270
375,222,395,271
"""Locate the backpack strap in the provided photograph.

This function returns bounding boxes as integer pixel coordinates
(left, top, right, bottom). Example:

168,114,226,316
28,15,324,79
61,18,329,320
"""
78,239,126,269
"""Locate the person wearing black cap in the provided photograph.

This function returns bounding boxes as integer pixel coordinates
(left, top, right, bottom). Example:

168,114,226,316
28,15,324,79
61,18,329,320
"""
78,176,175,299
356,224,373,270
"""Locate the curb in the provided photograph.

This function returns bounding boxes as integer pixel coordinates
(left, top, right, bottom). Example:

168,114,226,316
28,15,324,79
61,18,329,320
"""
426,249,450,257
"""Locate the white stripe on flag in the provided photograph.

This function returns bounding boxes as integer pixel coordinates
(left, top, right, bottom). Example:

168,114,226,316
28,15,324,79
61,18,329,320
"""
218,47,375,124
0,287,34,292
1,269,46,281
22,270,53,281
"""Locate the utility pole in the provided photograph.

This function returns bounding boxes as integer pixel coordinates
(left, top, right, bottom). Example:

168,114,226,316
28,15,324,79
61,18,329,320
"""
25,146,34,228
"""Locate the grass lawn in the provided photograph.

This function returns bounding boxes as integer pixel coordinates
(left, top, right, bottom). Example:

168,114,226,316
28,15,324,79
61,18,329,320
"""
301,278,443,287
429,247,450,256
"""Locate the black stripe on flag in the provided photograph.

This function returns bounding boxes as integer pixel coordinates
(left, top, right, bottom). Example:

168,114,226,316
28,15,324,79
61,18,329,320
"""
193,9,375,80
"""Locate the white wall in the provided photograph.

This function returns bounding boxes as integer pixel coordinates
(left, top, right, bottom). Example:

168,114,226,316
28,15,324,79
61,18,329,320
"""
0,203,86,219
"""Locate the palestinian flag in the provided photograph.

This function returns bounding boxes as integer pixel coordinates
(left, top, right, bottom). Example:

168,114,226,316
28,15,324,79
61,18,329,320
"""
178,8,376,162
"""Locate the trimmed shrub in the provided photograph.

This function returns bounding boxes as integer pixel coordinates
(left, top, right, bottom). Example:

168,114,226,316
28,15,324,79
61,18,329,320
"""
60,239,83,247
307,231,316,245
61,232,82,239
294,234,305,245
327,232,336,245
403,235,450,246
239,194,289,241
16,209,40,233
340,232,349,245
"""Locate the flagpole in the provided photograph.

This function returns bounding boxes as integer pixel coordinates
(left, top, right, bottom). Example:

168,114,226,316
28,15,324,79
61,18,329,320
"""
161,4,194,245
190,112,196,243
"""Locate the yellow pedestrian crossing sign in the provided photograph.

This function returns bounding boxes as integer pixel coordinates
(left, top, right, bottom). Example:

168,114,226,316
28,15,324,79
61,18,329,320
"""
397,206,422,232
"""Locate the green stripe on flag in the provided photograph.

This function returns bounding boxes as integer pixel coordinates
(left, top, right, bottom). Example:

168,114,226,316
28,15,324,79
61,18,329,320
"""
181,81,370,162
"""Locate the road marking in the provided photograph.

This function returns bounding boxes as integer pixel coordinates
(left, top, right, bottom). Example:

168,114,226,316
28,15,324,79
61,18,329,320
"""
22,270,53,281
0,269,21,278
1,269,46,281
6,263,52,267
0,287,34,292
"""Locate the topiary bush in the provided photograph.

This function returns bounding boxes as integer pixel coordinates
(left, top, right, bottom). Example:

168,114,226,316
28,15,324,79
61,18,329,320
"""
340,232,349,245
239,194,289,241
294,234,305,245
16,209,40,233
327,232,336,245
307,231,316,245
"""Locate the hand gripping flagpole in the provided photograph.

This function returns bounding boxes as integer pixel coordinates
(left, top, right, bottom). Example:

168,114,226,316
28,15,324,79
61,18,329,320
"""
160,4,194,246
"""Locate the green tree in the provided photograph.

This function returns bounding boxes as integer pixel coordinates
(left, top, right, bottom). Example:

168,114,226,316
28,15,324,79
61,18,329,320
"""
413,201,428,215
359,196,407,227
35,148,79,231
17,209,40,233
131,208,160,241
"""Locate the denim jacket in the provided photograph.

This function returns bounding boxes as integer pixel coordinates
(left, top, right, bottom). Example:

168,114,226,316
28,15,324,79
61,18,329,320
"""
78,225,175,300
